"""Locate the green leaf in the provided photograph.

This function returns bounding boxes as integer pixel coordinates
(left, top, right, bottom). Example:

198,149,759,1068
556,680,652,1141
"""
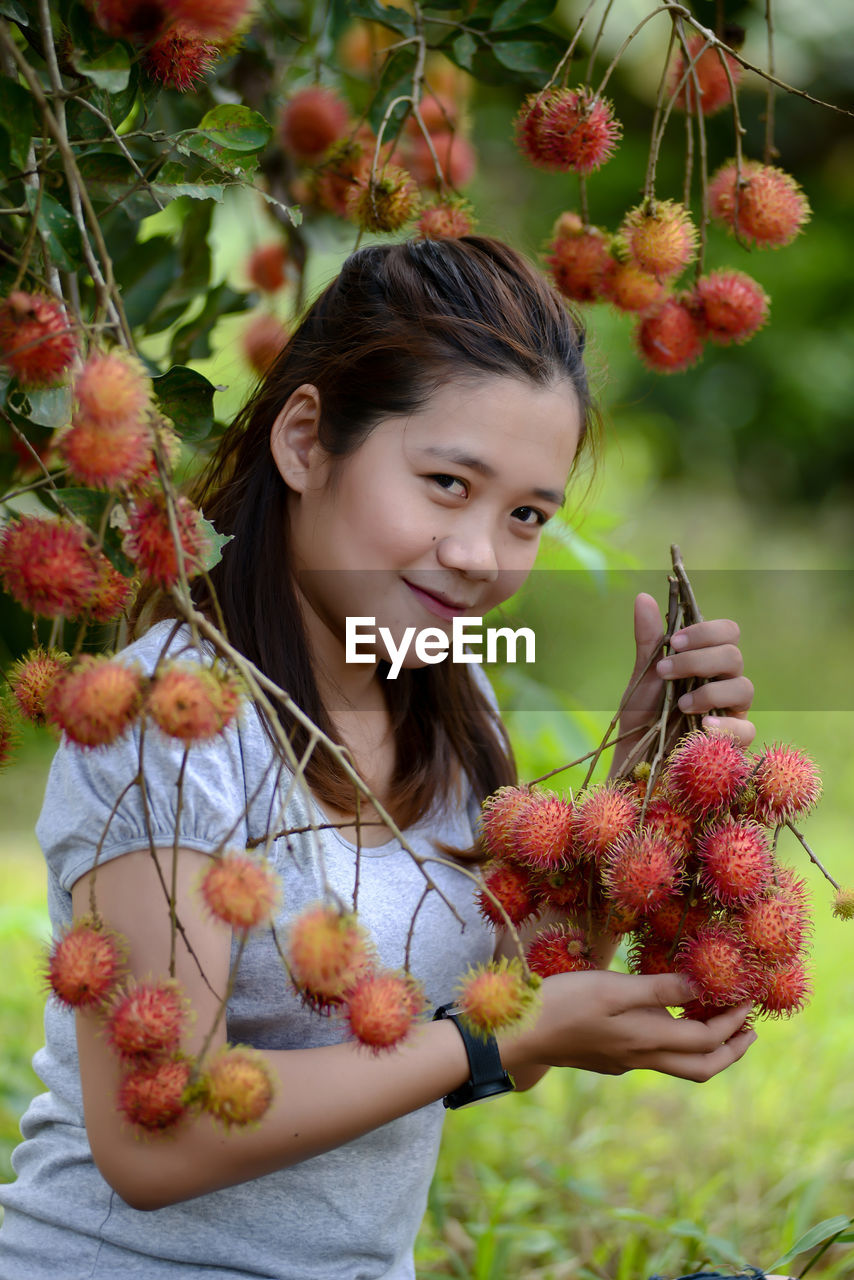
151,161,226,205
24,188,85,271
451,31,478,72
197,515,234,572
75,152,163,220
195,105,272,153
0,0,30,22
0,77,36,171
487,0,556,28
152,366,216,443
367,45,418,134
174,133,260,179
72,42,131,92
169,284,248,366
346,0,415,37
768,1216,852,1272
492,37,554,73
49,487,111,527
25,386,72,430
259,190,302,226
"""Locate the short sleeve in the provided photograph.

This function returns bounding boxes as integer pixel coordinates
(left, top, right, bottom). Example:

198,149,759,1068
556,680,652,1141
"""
35,623,250,892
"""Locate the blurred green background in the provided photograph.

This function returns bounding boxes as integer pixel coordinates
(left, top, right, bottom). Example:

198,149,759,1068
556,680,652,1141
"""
2,0,853,1274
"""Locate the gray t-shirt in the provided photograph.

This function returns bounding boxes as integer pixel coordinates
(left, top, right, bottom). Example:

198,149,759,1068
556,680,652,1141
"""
0,622,496,1279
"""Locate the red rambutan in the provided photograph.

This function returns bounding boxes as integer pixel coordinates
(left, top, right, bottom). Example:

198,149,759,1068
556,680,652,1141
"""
571,784,640,862
708,160,811,249
526,923,595,978
737,873,811,965
0,291,76,388
752,743,822,826
0,516,100,619
538,866,591,918
73,350,153,430
642,796,695,854
198,850,280,931
627,930,676,976
546,213,611,303
142,27,219,92
479,785,535,860
345,970,425,1052
664,729,751,819
313,135,373,218
146,661,242,743
279,86,350,163
163,0,255,43
415,199,476,240
287,904,373,1009
60,413,155,490
241,312,290,377
345,165,420,233
202,1045,274,1126
511,790,574,872
601,829,684,916
0,697,17,770
669,34,743,116
8,647,71,725
46,918,125,1010
45,655,144,748
515,88,621,175
105,978,187,1061
88,557,135,624
478,860,542,928
124,493,206,588
599,256,666,313
117,1055,193,1132
620,200,698,281
677,920,760,1007
89,0,166,41
635,297,705,373
646,889,713,945
246,242,289,293
756,957,811,1018
693,269,769,346
455,956,539,1036
696,818,775,906
405,131,476,190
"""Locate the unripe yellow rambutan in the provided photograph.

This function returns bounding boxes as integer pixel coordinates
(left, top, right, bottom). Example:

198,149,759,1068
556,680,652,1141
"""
455,956,540,1036
198,850,280,931
345,166,420,233
146,661,242,742
8,647,72,725
287,904,373,1009
620,199,698,280
202,1045,274,1127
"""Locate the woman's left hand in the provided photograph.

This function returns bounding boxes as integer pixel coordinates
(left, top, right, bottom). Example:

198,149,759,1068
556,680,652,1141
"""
616,591,756,758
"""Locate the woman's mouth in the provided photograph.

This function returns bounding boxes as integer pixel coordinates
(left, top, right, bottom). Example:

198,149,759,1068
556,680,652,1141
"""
403,580,474,622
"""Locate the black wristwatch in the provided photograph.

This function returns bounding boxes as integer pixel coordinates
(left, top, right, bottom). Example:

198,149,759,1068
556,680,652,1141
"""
433,1003,515,1109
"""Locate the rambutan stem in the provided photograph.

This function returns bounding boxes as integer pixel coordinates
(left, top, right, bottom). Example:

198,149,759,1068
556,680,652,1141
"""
763,0,778,162
785,821,840,891
246,819,389,848
541,0,600,97
595,6,680,101
584,0,616,87
86,774,144,923
170,748,191,978
404,885,431,975
644,18,679,201
195,931,247,1070
527,723,657,788
674,15,709,275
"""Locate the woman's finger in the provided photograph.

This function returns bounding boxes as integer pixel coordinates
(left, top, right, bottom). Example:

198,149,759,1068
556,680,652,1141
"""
676,675,754,716
702,714,756,747
657,644,744,682
670,618,741,650
646,1026,757,1083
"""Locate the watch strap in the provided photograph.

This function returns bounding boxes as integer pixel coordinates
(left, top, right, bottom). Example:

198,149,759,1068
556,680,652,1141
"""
433,1003,514,1109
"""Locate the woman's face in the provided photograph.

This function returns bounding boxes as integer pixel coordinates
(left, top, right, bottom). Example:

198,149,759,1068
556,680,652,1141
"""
279,374,583,679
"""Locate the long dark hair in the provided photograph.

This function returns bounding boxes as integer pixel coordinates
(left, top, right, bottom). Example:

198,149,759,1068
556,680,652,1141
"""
140,236,597,835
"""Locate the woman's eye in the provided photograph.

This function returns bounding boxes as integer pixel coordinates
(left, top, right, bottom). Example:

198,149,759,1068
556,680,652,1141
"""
512,505,547,527
431,474,467,497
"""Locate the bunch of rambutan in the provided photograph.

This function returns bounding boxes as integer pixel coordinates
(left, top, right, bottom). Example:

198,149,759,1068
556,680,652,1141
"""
476,730,825,1024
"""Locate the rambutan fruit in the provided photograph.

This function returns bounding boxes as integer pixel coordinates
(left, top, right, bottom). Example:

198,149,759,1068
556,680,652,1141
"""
246,242,288,293
708,160,811,248
279,86,350,163
105,978,187,1062
646,890,713,944
479,785,535,859
538,866,591,918
0,697,18,770
202,1045,274,1127
601,829,684,916
147,661,242,743
571,784,640,862
73,349,153,430
345,970,426,1052
635,296,705,373
514,88,621,175
663,729,751,819
598,897,643,938
696,818,775,906
198,850,280,931
677,920,760,1007
117,1055,193,1132
669,34,743,116
142,27,219,92
162,0,255,43
627,930,676,977
0,291,76,388
455,956,539,1037
526,924,595,978
752,743,822,825
241,312,289,377
88,557,135,624
45,655,144,748
46,918,125,1009
832,887,854,921
405,131,476,190
620,199,698,281
415,199,476,240
477,860,542,928
546,213,611,303
755,957,811,1018
599,256,666,313
60,412,155,490
313,135,373,218
642,796,695,854
511,790,574,872
405,95,459,139
0,515,100,619
287,904,373,1009
8,647,71,725
124,492,206,588
737,874,811,964
89,0,166,41
345,166,420,233
693,269,769,346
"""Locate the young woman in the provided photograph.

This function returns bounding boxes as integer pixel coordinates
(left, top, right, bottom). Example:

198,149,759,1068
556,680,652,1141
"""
0,237,756,1279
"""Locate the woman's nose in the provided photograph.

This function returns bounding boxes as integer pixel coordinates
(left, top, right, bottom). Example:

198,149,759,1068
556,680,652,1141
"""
435,525,499,580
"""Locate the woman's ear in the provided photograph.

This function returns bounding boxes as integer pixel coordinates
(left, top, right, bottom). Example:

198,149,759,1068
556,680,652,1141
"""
270,384,324,492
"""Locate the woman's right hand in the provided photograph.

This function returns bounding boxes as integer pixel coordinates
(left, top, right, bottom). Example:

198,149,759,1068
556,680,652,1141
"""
498,969,756,1083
